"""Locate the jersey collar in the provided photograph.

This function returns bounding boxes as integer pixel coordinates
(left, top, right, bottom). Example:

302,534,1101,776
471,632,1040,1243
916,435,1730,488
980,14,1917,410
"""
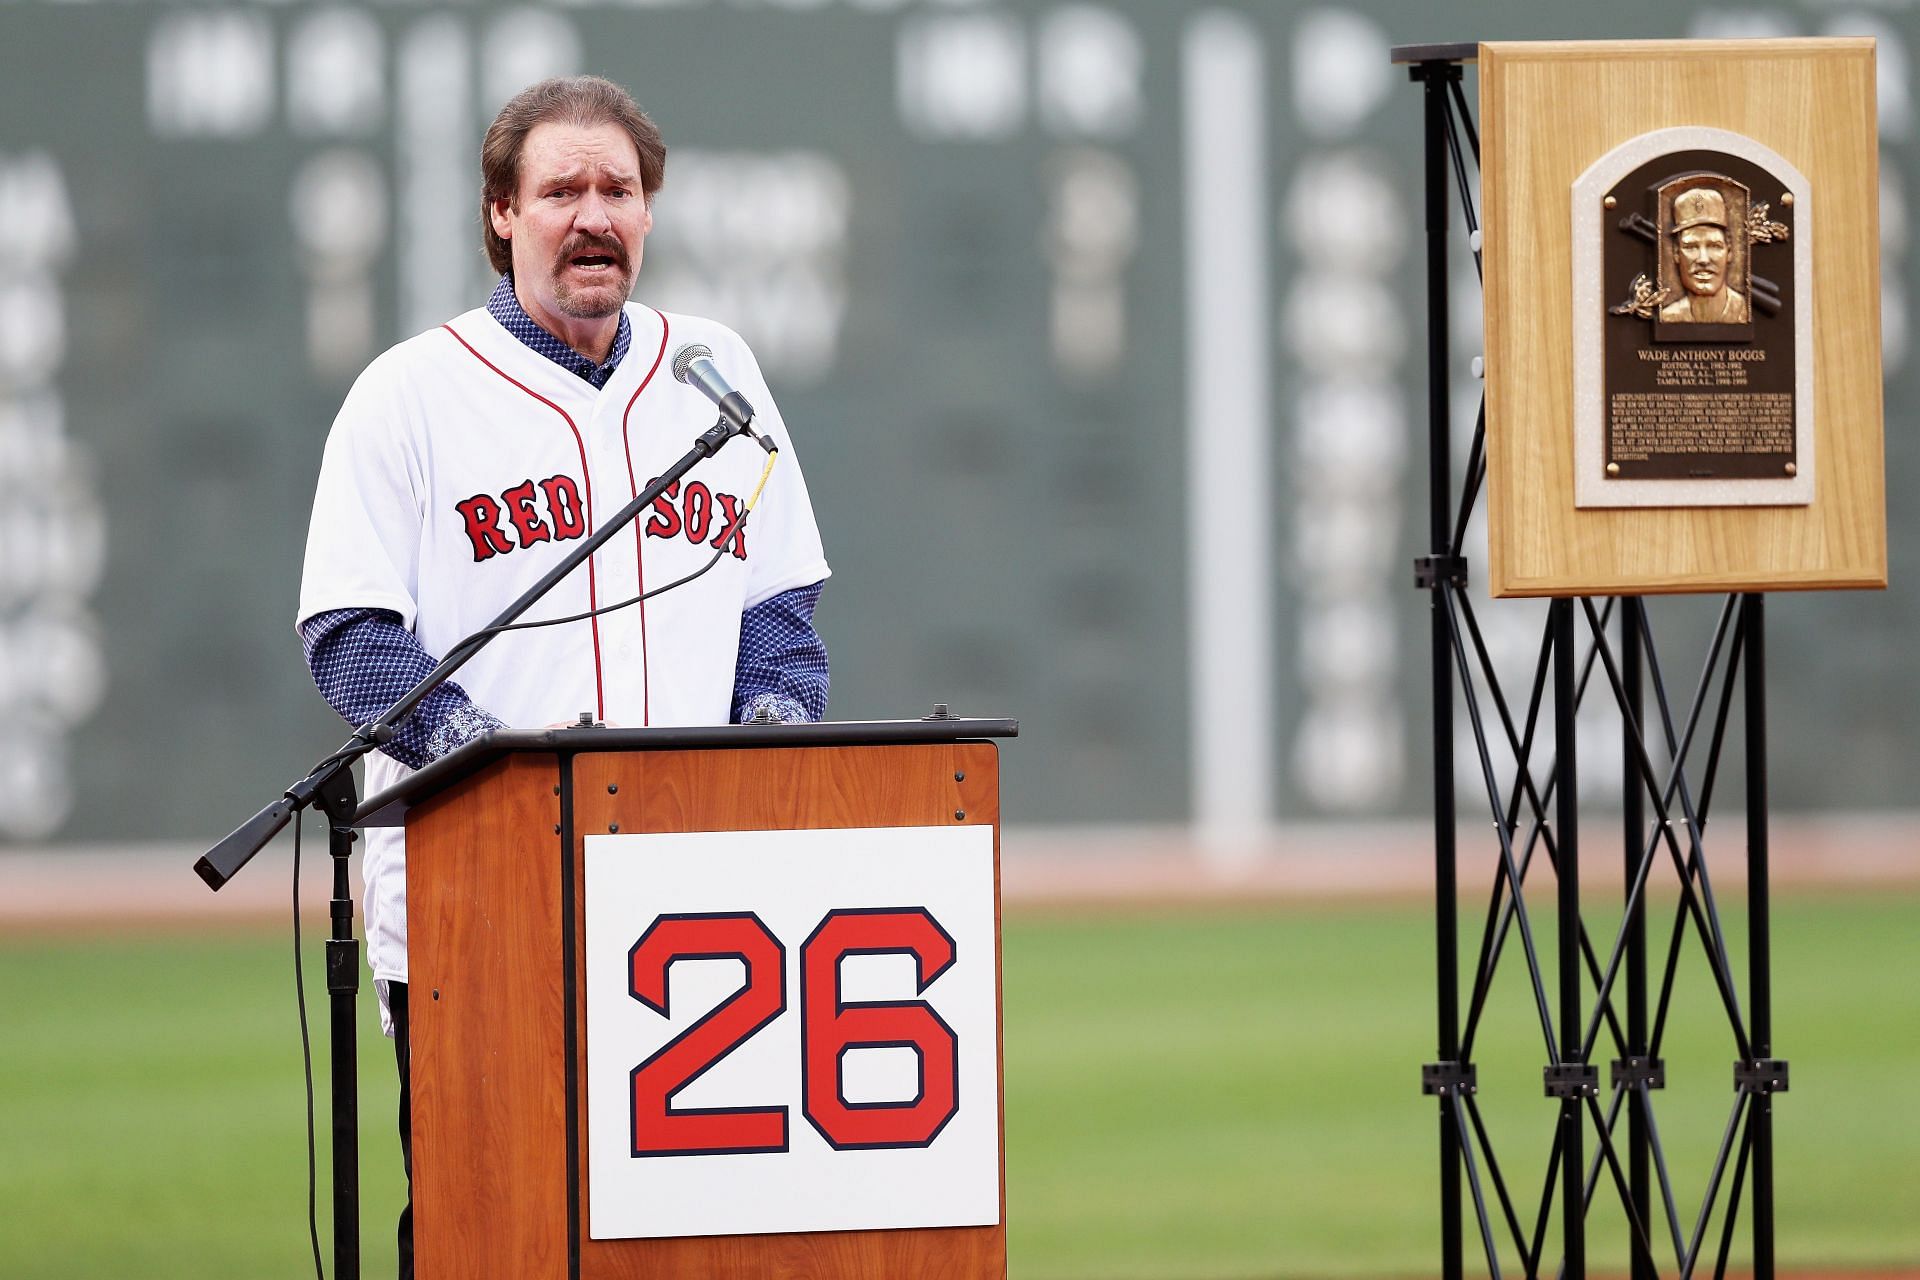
486,275,632,389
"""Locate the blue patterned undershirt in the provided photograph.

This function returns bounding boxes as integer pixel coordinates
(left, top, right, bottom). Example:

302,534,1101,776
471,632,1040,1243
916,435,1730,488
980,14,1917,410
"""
485,275,632,387
301,279,828,767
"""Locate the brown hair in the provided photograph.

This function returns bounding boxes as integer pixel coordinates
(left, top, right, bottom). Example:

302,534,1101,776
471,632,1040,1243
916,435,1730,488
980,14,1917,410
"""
479,76,667,276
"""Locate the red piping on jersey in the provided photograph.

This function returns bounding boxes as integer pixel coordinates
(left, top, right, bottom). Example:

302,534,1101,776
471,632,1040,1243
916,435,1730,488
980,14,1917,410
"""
441,321,606,722
620,308,670,727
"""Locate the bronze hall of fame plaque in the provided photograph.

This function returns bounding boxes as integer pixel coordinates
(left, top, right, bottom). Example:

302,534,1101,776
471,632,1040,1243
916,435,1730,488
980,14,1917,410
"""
1571,128,1813,508
1609,161,1792,475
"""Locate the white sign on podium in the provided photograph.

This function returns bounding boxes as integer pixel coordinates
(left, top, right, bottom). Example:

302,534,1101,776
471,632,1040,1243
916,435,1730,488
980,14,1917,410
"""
583,825,1001,1240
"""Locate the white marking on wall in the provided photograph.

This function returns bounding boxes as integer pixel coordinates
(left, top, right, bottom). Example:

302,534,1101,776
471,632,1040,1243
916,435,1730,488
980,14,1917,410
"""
1037,6,1142,139
1045,147,1137,379
0,153,107,840
1688,11,1799,40
146,10,274,139
1822,11,1912,374
1181,10,1272,857
287,8,386,137
481,9,582,117
647,150,851,382
292,148,389,377
399,15,475,336
896,11,1027,140
1280,8,1405,815
1290,8,1390,139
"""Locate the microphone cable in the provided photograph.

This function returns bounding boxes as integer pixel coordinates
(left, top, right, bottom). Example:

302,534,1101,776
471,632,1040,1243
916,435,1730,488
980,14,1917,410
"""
292,815,327,1280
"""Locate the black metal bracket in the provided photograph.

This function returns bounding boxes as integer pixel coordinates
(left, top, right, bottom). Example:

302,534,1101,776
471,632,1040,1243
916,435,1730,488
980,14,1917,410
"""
1423,1061,1479,1097
1610,1055,1667,1090
1543,1063,1601,1099
325,936,360,995
1735,1058,1791,1094
315,767,358,827
1399,48,1475,80
323,771,359,1004
1415,555,1469,590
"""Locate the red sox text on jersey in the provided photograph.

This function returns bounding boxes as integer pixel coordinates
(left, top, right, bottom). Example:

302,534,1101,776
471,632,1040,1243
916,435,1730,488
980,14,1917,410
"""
456,475,751,562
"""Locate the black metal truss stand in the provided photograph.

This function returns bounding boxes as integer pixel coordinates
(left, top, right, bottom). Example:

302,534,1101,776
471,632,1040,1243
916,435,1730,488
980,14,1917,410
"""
1394,45,1784,1280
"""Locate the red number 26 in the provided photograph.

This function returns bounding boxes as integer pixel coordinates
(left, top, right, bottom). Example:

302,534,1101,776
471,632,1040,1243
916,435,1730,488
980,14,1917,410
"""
629,907,962,1157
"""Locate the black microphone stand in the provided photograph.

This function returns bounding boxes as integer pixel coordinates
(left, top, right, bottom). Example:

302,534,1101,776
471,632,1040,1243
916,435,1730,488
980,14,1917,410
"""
192,411,761,1280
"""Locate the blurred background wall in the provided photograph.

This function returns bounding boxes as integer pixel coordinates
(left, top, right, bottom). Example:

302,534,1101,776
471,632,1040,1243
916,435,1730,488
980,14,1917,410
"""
0,0,1912,859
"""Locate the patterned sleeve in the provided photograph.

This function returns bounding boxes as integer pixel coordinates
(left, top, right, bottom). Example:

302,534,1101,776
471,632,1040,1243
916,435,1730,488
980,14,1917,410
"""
300,607,507,770
730,582,830,725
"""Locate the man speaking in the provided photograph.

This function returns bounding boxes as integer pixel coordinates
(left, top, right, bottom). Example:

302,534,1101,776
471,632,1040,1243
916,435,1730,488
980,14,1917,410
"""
295,76,831,1273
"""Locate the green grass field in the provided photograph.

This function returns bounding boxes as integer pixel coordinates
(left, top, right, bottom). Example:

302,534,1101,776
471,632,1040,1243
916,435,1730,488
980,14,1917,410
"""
2,890,1914,1278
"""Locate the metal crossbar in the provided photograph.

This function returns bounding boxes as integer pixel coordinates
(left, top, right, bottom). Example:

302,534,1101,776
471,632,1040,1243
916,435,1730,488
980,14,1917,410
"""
1403,52,1782,1280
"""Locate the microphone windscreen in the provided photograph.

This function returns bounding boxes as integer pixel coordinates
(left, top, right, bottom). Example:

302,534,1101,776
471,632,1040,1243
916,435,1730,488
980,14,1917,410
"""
671,343,714,385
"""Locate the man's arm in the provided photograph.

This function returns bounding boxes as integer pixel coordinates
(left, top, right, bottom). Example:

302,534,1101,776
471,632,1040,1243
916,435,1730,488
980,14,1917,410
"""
300,608,507,769
731,582,830,724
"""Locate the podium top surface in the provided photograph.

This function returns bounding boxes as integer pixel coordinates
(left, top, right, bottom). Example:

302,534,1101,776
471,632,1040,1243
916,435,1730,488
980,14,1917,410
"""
354,717,1019,828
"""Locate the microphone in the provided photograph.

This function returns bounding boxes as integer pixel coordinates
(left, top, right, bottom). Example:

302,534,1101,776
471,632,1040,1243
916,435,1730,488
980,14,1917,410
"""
672,344,758,437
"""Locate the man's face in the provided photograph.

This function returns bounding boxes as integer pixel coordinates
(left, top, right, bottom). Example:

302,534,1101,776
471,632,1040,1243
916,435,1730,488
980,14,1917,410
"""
1674,224,1729,298
490,120,652,327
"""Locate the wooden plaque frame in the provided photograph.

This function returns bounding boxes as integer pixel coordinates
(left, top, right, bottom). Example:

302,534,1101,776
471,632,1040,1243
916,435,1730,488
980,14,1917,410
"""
1481,38,1887,597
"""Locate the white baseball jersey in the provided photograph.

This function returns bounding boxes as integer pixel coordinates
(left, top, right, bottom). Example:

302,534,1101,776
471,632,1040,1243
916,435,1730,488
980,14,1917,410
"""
297,302,830,992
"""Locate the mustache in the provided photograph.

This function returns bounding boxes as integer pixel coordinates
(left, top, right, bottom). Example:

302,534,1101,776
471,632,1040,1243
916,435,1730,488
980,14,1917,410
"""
558,234,628,268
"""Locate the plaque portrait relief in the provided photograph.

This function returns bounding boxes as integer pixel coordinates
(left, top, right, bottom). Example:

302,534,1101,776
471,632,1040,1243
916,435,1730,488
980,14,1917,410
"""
1571,127,1813,509
1657,183,1750,325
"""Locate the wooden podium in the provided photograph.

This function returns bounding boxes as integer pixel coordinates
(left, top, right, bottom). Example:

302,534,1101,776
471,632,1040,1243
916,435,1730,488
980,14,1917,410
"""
357,718,1016,1280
